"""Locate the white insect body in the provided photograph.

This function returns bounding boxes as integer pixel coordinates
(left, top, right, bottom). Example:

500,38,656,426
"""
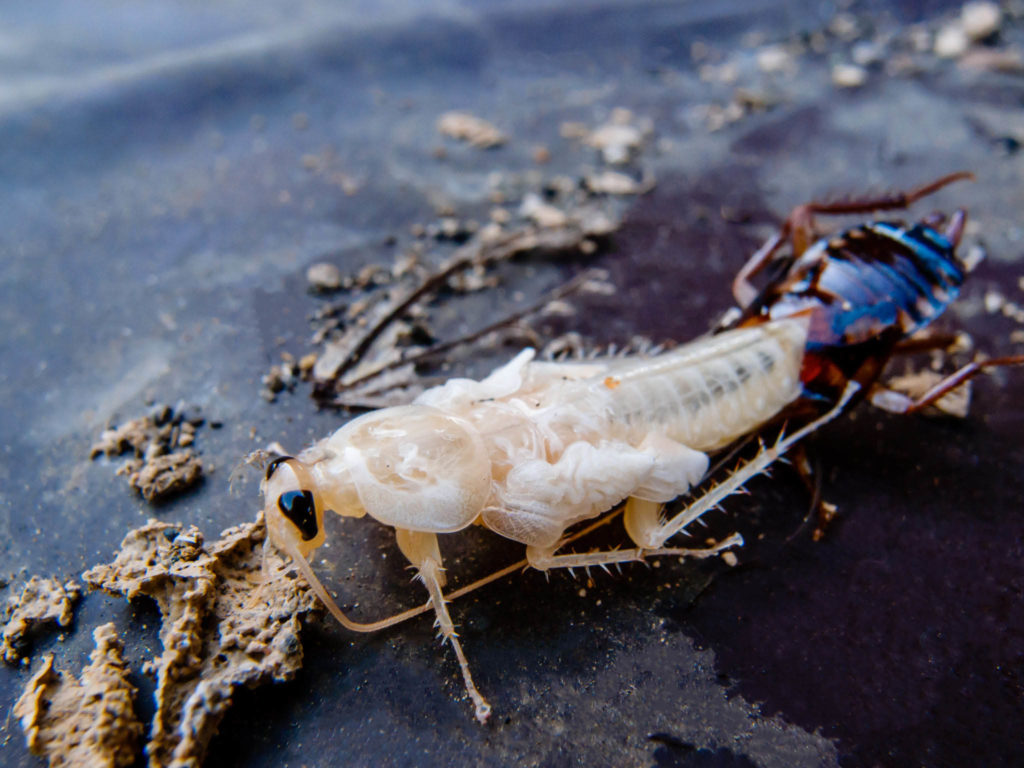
261,315,854,722
260,173,1018,722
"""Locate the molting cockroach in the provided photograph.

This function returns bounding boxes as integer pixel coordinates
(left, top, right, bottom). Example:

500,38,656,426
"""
259,172,1022,722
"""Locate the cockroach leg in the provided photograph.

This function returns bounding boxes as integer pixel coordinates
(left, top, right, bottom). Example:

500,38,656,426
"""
394,528,492,724
787,443,841,541
624,382,859,549
524,533,743,571
944,209,967,247
732,228,790,307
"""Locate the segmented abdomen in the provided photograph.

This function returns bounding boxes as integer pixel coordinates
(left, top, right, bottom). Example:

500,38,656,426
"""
595,319,807,451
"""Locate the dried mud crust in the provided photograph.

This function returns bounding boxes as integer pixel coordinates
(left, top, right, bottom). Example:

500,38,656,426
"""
90,403,208,503
82,516,319,768
1,576,81,664
14,623,142,768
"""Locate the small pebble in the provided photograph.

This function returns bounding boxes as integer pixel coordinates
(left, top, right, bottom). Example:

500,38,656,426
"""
586,123,642,165
828,13,860,41
519,193,568,228
961,1,1002,41
984,290,1006,314
436,111,506,149
306,262,342,292
935,23,969,58
832,63,868,88
149,404,172,426
851,41,883,67
756,44,794,74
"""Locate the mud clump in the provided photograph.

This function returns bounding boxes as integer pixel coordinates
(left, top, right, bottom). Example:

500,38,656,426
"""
2,576,80,664
14,623,142,768
82,516,319,768
126,451,203,502
90,403,208,503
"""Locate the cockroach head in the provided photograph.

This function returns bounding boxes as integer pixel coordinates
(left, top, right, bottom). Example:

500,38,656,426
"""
262,455,326,557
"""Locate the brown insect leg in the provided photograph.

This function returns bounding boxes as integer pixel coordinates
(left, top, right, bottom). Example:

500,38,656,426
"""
732,226,791,307
788,444,839,542
891,330,962,356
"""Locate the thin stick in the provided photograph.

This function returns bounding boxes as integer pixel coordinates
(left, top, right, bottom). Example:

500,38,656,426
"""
331,268,599,397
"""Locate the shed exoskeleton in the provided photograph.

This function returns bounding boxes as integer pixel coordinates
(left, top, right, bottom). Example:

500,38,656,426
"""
261,172,1022,722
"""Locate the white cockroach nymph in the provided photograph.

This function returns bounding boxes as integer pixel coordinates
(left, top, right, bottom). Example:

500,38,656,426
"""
261,316,856,723
260,173,1022,722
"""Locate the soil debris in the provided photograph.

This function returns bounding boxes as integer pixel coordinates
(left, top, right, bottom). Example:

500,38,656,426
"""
83,516,319,768
14,623,142,768
306,212,620,409
582,108,652,165
583,169,655,196
681,0,1022,130
124,451,204,504
306,261,343,293
267,106,656,410
831,62,868,88
2,576,81,663
436,111,507,148
91,403,208,503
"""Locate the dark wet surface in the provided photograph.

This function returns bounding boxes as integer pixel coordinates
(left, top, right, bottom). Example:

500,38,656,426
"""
3,1,1024,766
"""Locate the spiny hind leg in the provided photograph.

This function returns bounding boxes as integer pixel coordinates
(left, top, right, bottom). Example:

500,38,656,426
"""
626,382,860,549
525,533,742,572
394,528,491,724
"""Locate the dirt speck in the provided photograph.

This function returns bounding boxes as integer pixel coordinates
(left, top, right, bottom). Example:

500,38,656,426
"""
436,111,506,148
831,63,868,88
306,262,343,293
83,516,319,768
2,576,80,664
14,623,141,768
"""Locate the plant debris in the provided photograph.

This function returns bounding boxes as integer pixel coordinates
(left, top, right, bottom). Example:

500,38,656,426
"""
83,516,319,768
14,623,142,768
264,107,659,411
304,215,619,410
91,403,207,503
2,576,80,663
886,369,972,418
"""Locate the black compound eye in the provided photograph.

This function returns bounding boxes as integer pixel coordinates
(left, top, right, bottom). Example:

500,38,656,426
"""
265,455,294,481
278,490,318,541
